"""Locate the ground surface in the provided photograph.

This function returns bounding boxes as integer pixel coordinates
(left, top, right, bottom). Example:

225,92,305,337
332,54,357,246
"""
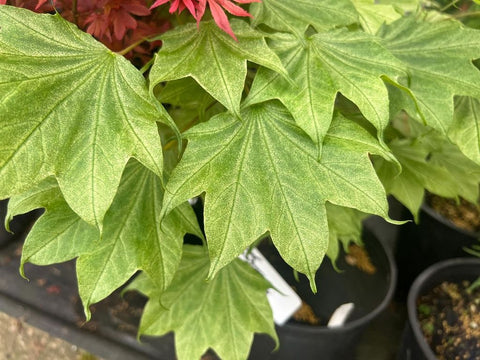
0,311,101,360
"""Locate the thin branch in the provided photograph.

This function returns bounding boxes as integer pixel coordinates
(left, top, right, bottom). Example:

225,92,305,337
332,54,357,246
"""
72,0,78,25
440,0,461,12
117,38,148,56
451,10,480,19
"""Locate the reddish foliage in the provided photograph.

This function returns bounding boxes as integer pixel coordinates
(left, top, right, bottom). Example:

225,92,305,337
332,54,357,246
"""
151,0,259,39
1,0,260,63
1,0,170,65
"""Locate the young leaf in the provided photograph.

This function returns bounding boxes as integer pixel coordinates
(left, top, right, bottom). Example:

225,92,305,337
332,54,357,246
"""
246,31,405,152
450,97,480,166
162,102,393,289
8,161,202,318
379,17,480,136
149,20,287,117
0,7,167,229
249,0,358,35
127,245,277,360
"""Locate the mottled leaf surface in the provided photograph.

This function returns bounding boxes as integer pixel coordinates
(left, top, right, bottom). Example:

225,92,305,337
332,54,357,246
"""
376,135,480,219
246,31,405,152
162,103,392,288
450,97,480,166
250,0,358,35
127,245,277,360
380,17,480,136
351,0,402,34
0,6,166,228
149,20,287,116
8,161,201,317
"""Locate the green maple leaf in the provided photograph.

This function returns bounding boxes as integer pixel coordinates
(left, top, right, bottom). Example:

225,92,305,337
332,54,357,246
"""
379,17,480,137
326,203,366,263
0,7,169,229
161,102,394,289
8,161,202,317
127,245,277,360
6,177,99,267
351,0,403,34
376,132,480,219
249,0,358,36
245,31,405,154
149,20,287,117
450,97,480,166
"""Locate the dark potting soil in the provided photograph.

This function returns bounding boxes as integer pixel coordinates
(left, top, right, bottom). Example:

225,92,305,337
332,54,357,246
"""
417,280,480,360
427,194,480,233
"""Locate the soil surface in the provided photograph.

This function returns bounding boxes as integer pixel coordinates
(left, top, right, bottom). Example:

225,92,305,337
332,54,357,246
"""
417,280,480,360
427,194,480,233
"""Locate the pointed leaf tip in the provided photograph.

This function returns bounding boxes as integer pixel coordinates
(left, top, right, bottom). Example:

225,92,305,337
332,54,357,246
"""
0,7,164,228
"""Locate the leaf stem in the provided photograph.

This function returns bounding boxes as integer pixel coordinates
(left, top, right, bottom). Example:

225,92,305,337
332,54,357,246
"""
451,10,480,18
117,38,149,56
72,0,78,25
440,0,461,12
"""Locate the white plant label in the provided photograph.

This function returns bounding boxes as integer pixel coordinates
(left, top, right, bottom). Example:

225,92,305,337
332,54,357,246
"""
239,248,302,326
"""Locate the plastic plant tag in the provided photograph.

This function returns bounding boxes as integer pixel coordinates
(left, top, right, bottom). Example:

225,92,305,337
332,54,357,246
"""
327,302,355,328
239,248,302,325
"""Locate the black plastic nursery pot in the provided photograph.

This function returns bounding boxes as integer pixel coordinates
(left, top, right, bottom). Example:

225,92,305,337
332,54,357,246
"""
395,202,480,298
398,258,480,360
249,227,397,360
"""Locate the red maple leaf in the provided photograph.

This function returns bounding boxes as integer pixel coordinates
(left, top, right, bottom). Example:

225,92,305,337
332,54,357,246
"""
197,0,259,40
84,0,151,42
150,0,259,39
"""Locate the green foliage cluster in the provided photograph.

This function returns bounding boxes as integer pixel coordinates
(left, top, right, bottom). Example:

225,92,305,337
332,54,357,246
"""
1,1,480,359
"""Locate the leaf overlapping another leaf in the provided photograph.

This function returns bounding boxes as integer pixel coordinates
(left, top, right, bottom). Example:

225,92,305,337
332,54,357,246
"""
7,161,202,317
379,17,480,139
249,0,358,35
246,31,406,155
149,20,288,117
161,102,394,289
351,0,404,34
0,6,168,229
127,245,277,360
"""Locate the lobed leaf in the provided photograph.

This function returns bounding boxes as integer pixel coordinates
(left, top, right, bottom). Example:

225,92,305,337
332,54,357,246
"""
149,20,287,117
380,17,480,138
161,102,393,289
0,6,167,229
8,161,202,318
249,0,358,35
127,245,277,360
376,133,480,220
350,0,403,34
246,31,405,154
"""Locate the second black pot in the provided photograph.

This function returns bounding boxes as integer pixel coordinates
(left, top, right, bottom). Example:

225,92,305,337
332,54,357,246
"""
249,227,397,360
398,257,480,360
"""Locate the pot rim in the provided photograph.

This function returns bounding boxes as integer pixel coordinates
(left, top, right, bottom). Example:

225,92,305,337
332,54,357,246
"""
277,228,397,334
422,202,480,238
407,257,480,360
